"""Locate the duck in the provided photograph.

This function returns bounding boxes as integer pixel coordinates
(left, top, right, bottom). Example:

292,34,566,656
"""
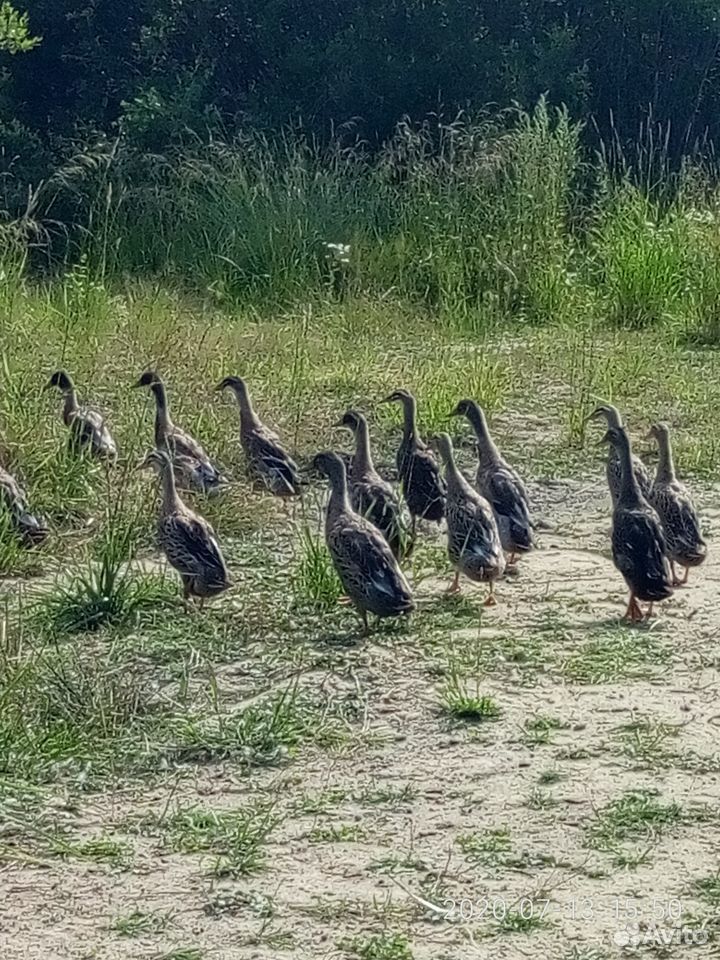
46,370,117,460
451,399,533,565
314,450,414,633
646,421,707,586
0,466,48,546
588,403,651,505
382,389,445,538
134,370,225,495
432,433,505,603
216,376,301,497
338,409,405,558
603,425,673,621
138,448,231,608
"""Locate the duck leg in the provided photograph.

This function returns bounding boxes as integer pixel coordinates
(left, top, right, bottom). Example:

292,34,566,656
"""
623,593,643,622
445,571,461,595
679,565,690,586
182,580,193,614
483,581,497,607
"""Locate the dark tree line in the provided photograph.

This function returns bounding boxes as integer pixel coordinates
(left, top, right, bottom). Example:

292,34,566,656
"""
3,0,720,206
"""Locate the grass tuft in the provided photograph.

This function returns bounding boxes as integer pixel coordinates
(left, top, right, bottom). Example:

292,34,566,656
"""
345,932,414,960
440,669,501,723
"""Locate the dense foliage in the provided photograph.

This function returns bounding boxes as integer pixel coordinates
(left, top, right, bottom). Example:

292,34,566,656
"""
0,0,719,335
8,2,720,167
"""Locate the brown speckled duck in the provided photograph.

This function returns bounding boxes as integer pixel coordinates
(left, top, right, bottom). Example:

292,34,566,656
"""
603,425,673,621
135,370,226,495
338,409,405,559
432,433,505,604
139,448,231,608
314,450,413,634
217,376,301,497
589,403,651,505
647,422,707,586
0,465,48,546
451,399,533,565
46,370,117,460
382,389,445,538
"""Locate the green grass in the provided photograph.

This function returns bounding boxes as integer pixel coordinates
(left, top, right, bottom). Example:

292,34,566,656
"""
309,823,366,844
562,625,671,684
584,789,683,866
440,669,501,723
457,828,513,868
693,872,720,907
137,802,280,877
293,527,343,611
157,950,204,960
111,909,172,937
494,906,548,935
615,716,681,767
522,714,566,746
345,933,414,960
51,836,133,869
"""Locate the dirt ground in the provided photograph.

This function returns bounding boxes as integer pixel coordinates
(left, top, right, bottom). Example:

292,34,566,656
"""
3,473,720,960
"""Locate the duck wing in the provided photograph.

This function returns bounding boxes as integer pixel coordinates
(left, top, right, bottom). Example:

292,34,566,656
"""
612,507,671,600
246,429,301,496
159,510,229,586
653,483,706,562
328,516,412,612
483,466,533,547
71,408,117,458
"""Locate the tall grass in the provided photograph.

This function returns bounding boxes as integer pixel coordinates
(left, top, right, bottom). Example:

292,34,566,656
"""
18,99,720,342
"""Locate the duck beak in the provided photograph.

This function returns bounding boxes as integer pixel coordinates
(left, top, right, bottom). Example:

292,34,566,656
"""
596,430,611,446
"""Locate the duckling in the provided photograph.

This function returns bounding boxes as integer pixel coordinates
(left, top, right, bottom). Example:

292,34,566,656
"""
0,466,48,546
588,403,651,505
138,448,231,608
46,370,117,460
432,433,505,603
603,425,673,621
451,399,533,565
134,370,225,495
314,450,414,633
646,421,707,586
382,389,445,538
216,376,301,497
338,409,405,559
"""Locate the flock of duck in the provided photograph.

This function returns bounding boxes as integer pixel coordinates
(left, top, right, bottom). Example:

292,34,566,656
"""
0,370,707,631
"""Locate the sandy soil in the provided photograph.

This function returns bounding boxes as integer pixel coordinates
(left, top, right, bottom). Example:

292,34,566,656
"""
3,476,720,960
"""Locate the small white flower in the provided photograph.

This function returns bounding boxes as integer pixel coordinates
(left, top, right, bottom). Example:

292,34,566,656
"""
324,242,351,264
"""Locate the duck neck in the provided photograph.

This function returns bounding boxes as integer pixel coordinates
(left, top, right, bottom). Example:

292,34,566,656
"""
655,433,676,484
352,419,374,478
326,469,351,525
617,437,643,507
442,447,467,494
233,384,262,432
401,398,419,443
150,382,172,444
159,460,182,514
468,406,501,465
62,389,79,424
